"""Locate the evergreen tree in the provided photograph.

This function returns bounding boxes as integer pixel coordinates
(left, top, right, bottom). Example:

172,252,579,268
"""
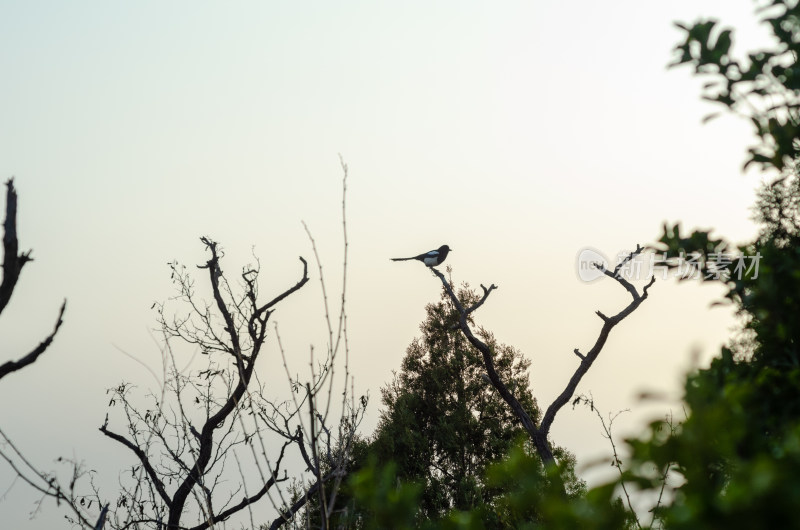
368,282,582,523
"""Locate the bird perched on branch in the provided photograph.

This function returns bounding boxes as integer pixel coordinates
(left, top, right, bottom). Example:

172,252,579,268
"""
392,245,451,267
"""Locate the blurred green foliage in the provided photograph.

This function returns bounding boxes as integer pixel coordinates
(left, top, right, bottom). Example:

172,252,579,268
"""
623,2,800,527
672,1,800,170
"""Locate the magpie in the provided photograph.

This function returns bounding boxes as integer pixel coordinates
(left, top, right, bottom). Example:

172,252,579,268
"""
392,245,451,267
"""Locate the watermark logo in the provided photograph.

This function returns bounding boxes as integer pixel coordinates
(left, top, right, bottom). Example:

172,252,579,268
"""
575,247,762,283
575,247,609,282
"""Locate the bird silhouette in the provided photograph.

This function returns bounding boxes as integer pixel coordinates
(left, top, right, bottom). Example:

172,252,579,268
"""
392,245,451,267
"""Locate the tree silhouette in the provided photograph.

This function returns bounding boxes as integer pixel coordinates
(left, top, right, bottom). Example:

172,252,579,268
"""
97,163,363,530
0,178,65,381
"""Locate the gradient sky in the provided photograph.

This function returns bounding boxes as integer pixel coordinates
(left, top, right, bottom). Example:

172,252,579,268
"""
0,1,774,527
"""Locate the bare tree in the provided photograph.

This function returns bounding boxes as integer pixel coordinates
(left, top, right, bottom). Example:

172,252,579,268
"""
0,178,66,381
95,236,308,529
430,246,655,472
98,160,364,530
1,163,363,530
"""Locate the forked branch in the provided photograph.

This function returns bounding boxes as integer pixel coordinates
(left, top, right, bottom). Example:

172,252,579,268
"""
430,244,655,468
540,249,655,436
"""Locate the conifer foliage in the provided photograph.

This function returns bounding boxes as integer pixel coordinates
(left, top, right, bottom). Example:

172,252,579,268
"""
368,284,582,521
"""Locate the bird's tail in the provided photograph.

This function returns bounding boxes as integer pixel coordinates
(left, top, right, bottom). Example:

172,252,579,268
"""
391,257,414,261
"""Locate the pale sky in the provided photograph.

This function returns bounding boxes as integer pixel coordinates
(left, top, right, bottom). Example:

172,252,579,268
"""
0,2,773,528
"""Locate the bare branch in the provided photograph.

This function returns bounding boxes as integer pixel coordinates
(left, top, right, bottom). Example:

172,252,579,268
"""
574,395,641,530
429,267,557,466
540,254,655,437
306,383,329,529
0,178,33,315
0,179,67,381
429,243,655,475
465,283,498,317
0,300,66,381
0,427,97,529
613,244,643,276
254,257,309,318
99,425,172,507
184,442,291,530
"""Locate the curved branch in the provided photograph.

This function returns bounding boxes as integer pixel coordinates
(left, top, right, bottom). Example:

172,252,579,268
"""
99,425,172,507
255,257,309,318
540,271,655,437
0,300,66,381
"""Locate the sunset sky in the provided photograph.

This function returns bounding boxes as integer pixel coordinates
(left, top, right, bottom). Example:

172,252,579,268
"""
0,1,774,527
